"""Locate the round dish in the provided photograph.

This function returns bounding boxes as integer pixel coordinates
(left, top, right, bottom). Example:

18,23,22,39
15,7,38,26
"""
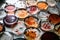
47,0,56,7
24,27,40,40
24,16,39,28
26,0,38,6
12,21,26,35
41,21,54,31
15,9,29,19
27,6,39,15
15,1,26,9
3,15,18,28
0,10,6,19
0,23,5,32
48,7,59,15
6,0,19,5
54,23,60,36
0,23,5,37
41,32,59,40
38,11,50,22
38,11,50,20
5,5,16,12
48,14,60,24
37,2,48,10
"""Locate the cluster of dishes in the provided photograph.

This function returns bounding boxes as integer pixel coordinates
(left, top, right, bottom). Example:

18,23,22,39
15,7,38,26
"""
0,0,60,40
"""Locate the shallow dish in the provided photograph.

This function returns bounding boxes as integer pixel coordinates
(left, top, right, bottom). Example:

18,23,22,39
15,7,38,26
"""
48,14,60,24
41,32,59,40
24,27,40,40
47,0,56,7
15,9,29,19
6,0,19,5
3,15,18,28
0,23,5,37
54,23,60,36
26,0,38,6
5,5,16,12
15,1,26,9
48,7,59,15
27,6,39,15
24,16,39,28
11,21,26,35
37,1,48,10
40,21,54,31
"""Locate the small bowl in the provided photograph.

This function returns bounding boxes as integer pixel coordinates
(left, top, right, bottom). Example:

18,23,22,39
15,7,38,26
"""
54,23,60,36
48,7,59,15
15,9,29,19
48,14,60,24
15,1,26,9
11,21,26,35
41,32,59,40
0,23,5,36
6,0,18,5
38,11,50,20
24,27,40,40
3,15,18,28
27,6,39,15
24,16,39,28
5,5,16,12
37,1,48,11
40,21,54,31
47,0,56,7
26,0,38,6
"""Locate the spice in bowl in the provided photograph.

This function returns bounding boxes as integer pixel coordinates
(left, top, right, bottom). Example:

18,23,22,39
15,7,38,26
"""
24,28,40,40
15,9,29,18
5,5,16,12
24,16,39,28
28,6,39,14
37,2,48,10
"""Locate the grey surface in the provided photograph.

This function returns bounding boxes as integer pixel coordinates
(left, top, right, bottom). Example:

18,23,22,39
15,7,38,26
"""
0,32,13,40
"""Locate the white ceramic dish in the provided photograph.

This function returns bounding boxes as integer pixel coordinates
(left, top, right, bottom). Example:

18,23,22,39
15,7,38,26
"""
6,0,19,5
26,0,38,6
15,1,26,9
47,0,56,7
5,21,26,36
48,7,59,15
41,21,54,31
